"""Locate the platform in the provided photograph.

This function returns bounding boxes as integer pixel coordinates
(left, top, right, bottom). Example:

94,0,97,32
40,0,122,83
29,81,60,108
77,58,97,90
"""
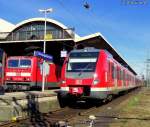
0,90,60,121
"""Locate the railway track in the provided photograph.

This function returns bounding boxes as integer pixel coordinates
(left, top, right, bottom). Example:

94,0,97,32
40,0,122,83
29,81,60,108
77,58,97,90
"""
0,105,97,127
0,87,142,127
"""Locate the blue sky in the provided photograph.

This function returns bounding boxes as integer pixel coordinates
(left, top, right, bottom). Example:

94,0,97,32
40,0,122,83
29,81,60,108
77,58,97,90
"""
0,0,149,76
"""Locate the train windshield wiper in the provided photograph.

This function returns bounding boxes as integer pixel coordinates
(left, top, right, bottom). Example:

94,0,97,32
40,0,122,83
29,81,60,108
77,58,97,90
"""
78,63,92,76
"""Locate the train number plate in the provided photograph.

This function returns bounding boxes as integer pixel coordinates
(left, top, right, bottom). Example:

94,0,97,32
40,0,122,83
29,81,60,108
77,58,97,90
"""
70,87,83,94
16,73,21,76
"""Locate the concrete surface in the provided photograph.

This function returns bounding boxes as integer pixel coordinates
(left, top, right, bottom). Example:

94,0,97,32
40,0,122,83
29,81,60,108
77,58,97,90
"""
0,89,60,121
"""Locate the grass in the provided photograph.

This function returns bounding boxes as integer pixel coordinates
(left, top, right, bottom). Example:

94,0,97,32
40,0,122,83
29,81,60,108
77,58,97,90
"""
109,87,150,127
123,95,140,112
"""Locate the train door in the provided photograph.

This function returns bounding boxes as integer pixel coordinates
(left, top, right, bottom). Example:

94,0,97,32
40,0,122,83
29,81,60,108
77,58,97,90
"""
111,62,117,89
121,69,124,87
117,66,120,87
108,60,112,87
123,70,126,87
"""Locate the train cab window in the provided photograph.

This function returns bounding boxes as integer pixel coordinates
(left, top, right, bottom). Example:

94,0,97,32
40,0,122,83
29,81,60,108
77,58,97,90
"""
8,59,19,67
20,59,31,68
67,58,97,72
67,52,98,72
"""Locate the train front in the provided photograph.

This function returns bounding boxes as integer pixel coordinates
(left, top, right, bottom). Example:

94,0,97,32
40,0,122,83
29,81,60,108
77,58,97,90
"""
58,48,103,107
5,56,33,90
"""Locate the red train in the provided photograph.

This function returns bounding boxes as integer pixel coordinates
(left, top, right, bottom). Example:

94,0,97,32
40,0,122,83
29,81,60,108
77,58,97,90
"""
5,56,59,90
58,47,142,107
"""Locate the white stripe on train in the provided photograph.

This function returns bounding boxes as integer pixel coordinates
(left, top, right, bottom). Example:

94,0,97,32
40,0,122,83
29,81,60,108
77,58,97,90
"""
6,72,31,77
60,86,136,92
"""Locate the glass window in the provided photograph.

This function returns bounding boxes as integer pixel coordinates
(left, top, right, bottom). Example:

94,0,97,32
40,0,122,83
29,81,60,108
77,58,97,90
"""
67,61,96,72
8,60,19,67
70,52,99,58
20,59,31,67
110,63,116,79
111,64,114,79
67,52,98,72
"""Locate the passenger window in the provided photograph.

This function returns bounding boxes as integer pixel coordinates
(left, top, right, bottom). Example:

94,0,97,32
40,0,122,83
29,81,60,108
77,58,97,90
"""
120,70,121,80
111,64,116,79
117,68,120,80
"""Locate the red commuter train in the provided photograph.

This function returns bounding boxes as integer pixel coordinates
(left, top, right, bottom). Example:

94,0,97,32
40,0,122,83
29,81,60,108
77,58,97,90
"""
58,47,142,107
5,56,59,90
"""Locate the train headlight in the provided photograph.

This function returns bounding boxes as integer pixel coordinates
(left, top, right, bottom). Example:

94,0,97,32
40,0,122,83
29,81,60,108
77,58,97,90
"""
61,80,66,84
93,79,100,85
93,73,97,78
6,77,11,81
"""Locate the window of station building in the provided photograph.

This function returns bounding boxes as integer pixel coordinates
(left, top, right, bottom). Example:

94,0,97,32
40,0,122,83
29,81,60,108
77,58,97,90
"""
6,21,71,41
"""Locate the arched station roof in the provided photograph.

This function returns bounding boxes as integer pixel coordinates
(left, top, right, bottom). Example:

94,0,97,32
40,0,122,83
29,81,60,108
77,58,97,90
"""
8,17,80,39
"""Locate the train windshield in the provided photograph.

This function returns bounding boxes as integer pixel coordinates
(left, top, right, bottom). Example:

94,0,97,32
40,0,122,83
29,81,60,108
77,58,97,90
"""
20,59,31,67
67,52,99,72
8,60,19,67
8,59,31,68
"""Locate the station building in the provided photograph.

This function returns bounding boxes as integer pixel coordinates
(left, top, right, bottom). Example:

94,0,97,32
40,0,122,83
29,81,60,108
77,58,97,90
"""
0,17,136,74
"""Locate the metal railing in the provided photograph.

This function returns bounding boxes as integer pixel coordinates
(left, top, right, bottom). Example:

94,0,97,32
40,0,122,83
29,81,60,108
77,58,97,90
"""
0,28,75,41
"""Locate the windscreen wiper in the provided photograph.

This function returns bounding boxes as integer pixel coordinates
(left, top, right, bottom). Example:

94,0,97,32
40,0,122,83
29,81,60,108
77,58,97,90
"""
78,63,92,76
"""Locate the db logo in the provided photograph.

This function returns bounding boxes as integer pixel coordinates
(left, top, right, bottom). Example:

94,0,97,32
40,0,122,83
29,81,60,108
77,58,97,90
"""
76,80,82,84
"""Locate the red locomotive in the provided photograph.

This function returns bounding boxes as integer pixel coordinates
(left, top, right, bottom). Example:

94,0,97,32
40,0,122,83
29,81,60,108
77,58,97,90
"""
5,56,59,90
58,47,142,107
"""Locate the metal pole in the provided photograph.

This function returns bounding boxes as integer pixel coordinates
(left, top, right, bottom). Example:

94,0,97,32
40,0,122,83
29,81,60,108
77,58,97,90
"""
42,11,47,92
146,60,148,87
39,8,53,92
146,59,150,87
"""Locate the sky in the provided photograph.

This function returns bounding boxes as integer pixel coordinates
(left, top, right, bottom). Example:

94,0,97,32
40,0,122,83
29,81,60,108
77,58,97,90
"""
0,0,149,77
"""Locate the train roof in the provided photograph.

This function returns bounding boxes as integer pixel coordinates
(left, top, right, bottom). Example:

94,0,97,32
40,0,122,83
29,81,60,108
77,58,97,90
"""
70,47,100,53
75,32,137,75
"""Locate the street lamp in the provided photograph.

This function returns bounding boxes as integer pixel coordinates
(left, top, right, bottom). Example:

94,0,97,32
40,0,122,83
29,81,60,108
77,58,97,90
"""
39,8,53,92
